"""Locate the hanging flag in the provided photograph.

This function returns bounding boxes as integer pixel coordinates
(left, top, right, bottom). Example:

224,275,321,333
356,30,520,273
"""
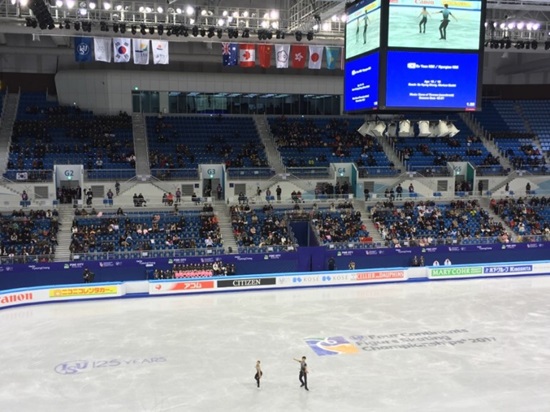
133,39,150,65
152,40,169,64
94,37,112,62
275,44,290,69
325,46,341,70
290,45,307,69
222,42,238,66
308,45,324,69
258,44,273,69
74,37,93,63
239,44,256,68
113,38,131,63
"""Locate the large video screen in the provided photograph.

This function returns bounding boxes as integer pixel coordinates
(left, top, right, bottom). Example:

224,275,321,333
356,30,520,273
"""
344,52,380,112
388,0,483,50
384,50,479,110
345,0,381,60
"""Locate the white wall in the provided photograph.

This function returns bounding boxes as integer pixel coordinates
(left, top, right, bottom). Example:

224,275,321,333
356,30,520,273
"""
55,70,344,115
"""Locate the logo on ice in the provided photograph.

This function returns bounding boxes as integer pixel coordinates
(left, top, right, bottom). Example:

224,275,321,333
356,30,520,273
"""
305,336,359,356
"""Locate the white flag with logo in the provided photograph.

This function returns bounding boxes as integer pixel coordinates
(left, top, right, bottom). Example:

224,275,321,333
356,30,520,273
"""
113,37,131,63
132,39,150,65
308,45,324,69
275,44,290,69
94,37,112,62
151,40,169,64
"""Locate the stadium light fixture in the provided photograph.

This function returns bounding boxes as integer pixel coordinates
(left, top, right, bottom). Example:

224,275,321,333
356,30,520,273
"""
448,123,460,138
386,122,398,138
418,120,430,137
399,120,412,137
372,121,386,137
357,121,373,137
437,120,450,137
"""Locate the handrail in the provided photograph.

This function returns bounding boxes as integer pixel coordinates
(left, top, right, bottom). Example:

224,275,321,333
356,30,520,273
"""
70,248,225,261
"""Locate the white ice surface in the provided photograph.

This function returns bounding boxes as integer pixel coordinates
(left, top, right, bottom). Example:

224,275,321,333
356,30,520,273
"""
1,277,550,412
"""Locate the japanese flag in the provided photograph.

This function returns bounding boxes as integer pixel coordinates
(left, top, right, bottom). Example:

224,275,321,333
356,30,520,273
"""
308,45,324,69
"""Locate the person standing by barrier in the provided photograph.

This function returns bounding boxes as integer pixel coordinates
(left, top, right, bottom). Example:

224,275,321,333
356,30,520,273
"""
83,268,95,283
294,356,309,391
254,360,263,388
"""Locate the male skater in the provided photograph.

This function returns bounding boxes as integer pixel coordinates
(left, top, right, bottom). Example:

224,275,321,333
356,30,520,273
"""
254,360,263,388
437,4,458,40
294,356,309,390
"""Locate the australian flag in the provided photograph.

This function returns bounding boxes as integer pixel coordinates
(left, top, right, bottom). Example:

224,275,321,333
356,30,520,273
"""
74,37,93,63
222,42,238,66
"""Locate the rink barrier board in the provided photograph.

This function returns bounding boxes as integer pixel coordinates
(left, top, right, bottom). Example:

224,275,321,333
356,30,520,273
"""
148,268,409,295
0,282,125,309
4,242,550,291
2,260,550,310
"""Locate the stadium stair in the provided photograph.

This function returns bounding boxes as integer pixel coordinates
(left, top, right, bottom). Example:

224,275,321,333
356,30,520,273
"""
132,113,151,178
513,102,533,134
0,93,19,173
459,111,512,172
253,115,285,174
478,197,519,242
215,203,238,253
374,134,405,172
54,204,76,262
353,199,384,245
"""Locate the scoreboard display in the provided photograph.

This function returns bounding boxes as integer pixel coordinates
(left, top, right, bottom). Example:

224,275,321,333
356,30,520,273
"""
344,51,380,112
344,0,486,113
385,51,479,110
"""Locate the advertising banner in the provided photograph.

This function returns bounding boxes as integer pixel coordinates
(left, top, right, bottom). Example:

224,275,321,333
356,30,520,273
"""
49,285,121,299
149,280,215,295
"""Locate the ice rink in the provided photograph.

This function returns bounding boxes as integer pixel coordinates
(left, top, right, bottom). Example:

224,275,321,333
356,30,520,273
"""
2,276,550,412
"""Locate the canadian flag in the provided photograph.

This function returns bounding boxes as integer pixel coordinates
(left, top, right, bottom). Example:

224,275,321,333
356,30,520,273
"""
308,45,324,69
239,44,256,67
290,45,307,69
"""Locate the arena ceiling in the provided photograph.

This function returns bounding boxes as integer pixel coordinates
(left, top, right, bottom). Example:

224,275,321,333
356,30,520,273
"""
1,0,550,74
0,0,549,46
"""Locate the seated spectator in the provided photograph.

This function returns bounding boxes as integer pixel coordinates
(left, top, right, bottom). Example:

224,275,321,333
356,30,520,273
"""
166,192,174,206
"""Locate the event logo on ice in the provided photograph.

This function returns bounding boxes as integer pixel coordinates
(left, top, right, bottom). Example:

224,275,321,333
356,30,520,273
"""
54,357,166,375
305,336,359,356
306,330,496,356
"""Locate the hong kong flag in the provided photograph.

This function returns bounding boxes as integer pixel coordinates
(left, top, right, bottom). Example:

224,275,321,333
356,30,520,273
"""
239,43,256,68
290,45,307,69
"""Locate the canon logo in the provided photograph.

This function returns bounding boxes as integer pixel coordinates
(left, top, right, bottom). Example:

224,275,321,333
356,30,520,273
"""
0,292,33,305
